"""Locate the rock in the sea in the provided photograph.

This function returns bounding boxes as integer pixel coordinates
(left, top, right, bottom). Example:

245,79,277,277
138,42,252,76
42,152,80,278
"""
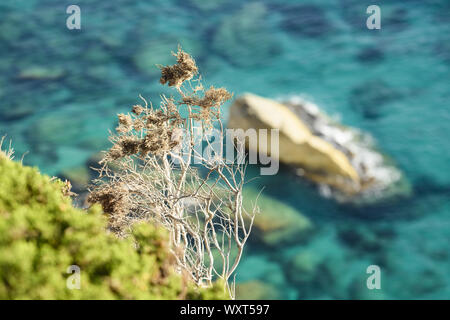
350,79,401,119
17,66,65,81
338,224,395,253
58,166,90,193
280,4,333,38
85,152,105,171
385,8,409,32
435,41,450,65
228,94,411,204
212,2,281,67
133,36,203,77
243,187,313,246
237,254,290,297
285,250,322,285
348,275,387,300
26,112,84,146
356,47,384,64
186,0,227,11
0,102,35,121
235,280,281,300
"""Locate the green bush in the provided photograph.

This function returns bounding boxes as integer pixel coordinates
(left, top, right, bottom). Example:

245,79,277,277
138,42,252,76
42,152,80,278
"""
0,154,228,299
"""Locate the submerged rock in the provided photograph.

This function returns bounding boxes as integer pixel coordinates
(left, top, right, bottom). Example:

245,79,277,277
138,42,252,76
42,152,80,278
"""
385,8,409,32
228,94,411,204
17,66,65,81
237,254,290,297
235,280,281,300
356,47,384,64
186,0,227,11
285,250,322,285
58,166,90,193
133,37,203,77
0,102,35,121
337,224,395,253
348,275,387,300
435,41,450,65
242,187,313,246
280,4,333,38
26,112,84,146
350,80,401,119
212,3,281,67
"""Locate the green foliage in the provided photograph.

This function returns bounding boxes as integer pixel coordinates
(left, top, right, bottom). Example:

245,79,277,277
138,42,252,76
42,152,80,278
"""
0,156,228,299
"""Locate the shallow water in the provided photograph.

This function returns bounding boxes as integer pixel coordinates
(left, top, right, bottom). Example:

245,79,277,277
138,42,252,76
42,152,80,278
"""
0,0,449,299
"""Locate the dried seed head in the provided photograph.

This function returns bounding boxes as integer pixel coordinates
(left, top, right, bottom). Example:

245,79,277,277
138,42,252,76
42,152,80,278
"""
118,113,133,127
107,143,125,160
105,136,142,161
116,113,133,133
166,99,177,114
160,48,198,88
133,119,145,132
181,86,232,121
202,86,232,108
132,104,144,115
182,96,200,107
120,136,141,156
87,184,132,233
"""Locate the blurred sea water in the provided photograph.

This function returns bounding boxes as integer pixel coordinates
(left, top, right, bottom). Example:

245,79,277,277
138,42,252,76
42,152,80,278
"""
0,0,449,299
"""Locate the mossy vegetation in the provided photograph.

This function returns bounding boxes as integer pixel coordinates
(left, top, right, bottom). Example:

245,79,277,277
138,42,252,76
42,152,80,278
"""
0,154,228,299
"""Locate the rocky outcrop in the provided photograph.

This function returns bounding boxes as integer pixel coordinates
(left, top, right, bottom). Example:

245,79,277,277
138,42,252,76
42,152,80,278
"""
242,188,313,246
228,93,411,204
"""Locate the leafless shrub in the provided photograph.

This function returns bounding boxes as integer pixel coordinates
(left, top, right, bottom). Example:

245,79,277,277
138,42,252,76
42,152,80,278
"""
88,47,257,298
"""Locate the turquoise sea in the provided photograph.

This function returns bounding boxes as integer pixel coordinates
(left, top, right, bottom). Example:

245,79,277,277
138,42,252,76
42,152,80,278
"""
0,0,449,299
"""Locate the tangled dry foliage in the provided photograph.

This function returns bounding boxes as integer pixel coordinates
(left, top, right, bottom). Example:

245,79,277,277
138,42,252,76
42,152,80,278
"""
0,136,14,161
88,47,257,298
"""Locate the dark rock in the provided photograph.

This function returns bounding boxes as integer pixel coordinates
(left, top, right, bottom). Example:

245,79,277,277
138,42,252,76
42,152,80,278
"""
86,152,104,172
356,47,384,64
77,136,109,152
0,102,35,121
58,166,90,193
339,0,369,29
25,112,84,146
433,3,450,23
338,224,395,253
410,268,445,295
434,41,450,64
285,251,322,285
350,80,402,119
281,4,333,37
184,0,227,12
348,275,387,300
385,8,409,32
413,175,450,196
